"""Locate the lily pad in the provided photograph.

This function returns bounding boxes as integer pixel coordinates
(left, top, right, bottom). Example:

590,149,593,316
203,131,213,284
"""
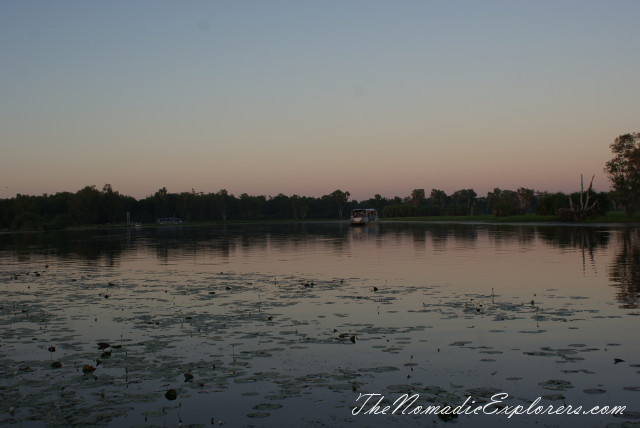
357,366,400,373
253,403,283,411
247,412,270,418
539,379,573,391
583,388,607,394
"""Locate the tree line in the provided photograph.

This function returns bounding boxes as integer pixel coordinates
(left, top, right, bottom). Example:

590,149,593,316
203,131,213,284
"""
0,187,354,230
0,183,614,231
2,132,638,231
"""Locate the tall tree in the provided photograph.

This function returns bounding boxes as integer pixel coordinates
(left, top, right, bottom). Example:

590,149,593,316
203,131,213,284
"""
516,188,535,214
239,193,265,220
70,185,101,224
373,194,382,211
605,133,640,215
410,188,425,206
487,188,520,217
330,190,350,219
290,195,308,220
450,189,477,215
215,189,232,221
429,189,448,211
101,183,122,223
154,187,169,217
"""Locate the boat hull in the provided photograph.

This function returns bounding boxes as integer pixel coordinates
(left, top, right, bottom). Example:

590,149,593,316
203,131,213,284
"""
349,208,379,226
349,217,379,226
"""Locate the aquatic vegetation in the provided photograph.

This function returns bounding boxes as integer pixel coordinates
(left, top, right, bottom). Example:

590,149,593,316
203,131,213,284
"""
538,379,574,391
1,225,639,427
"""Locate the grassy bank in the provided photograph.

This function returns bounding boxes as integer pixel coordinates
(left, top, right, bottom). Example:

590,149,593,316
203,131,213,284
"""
4,212,640,233
381,214,556,223
381,211,640,224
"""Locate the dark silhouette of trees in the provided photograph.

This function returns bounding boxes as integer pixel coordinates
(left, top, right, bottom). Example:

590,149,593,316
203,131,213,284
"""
429,189,448,213
290,195,308,220
410,189,426,206
487,188,520,216
70,185,101,225
0,180,616,231
154,187,169,217
12,130,640,230
373,194,382,213
215,189,232,221
100,184,123,223
517,188,535,214
450,189,477,215
536,191,567,215
605,132,640,215
264,194,291,219
239,193,265,220
329,190,350,219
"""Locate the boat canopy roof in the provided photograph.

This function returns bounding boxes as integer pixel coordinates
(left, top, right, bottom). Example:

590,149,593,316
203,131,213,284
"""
351,208,377,213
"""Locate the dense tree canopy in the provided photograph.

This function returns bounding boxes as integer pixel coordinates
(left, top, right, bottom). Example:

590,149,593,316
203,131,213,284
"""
0,183,614,231
605,133,640,215
410,189,426,206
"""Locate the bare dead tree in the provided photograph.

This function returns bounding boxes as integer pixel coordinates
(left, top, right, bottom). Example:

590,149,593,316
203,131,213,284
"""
558,175,600,222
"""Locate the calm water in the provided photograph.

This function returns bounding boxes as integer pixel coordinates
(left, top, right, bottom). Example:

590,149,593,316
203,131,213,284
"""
1,222,639,427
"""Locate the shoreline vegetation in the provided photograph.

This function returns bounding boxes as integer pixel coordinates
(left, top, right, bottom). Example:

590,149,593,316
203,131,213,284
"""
0,175,637,232
2,129,639,235
3,212,640,235
0,184,637,233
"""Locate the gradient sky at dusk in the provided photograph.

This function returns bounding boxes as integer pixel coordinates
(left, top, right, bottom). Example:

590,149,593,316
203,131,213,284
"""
1,1,639,201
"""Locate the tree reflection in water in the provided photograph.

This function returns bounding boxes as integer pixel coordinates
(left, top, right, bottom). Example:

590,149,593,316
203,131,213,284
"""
3,222,640,309
610,228,640,308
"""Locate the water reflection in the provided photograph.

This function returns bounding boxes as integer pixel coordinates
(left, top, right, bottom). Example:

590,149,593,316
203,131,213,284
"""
536,226,611,250
0,222,624,263
2,222,640,427
609,228,640,308
1,223,637,309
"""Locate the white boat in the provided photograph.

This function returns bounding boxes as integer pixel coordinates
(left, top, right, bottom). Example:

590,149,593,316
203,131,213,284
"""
349,208,379,226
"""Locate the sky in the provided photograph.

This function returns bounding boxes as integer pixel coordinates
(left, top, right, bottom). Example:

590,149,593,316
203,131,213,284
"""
1,1,639,202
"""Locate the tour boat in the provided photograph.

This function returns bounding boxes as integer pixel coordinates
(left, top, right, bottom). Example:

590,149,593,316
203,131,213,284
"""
349,208,379,226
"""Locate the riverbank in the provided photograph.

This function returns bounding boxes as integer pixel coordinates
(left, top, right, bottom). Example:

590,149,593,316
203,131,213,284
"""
381,211,640,224
3,212,640,234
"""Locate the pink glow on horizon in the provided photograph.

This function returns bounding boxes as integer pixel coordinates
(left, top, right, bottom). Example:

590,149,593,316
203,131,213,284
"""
0,2,637,201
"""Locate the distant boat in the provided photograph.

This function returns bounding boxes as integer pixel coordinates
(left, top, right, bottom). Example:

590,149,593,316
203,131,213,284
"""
349,208,379,226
